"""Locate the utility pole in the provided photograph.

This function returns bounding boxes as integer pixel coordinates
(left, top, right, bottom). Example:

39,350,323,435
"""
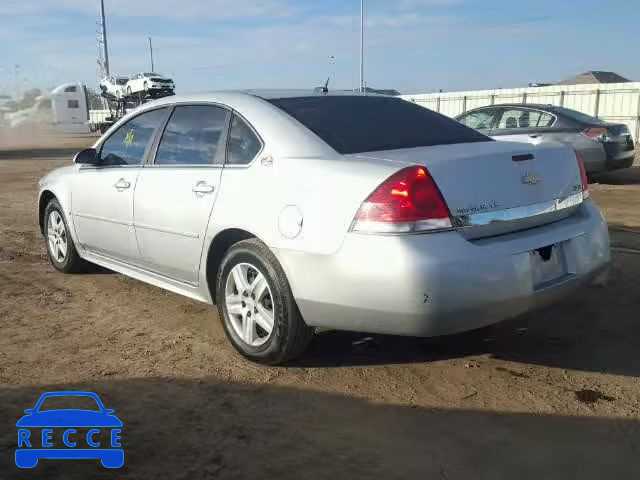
147,36,155,72
98,0,110,76
359,0,365,92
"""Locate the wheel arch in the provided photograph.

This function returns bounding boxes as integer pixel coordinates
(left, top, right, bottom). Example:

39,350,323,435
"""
38,190,58,234
205,228,258,304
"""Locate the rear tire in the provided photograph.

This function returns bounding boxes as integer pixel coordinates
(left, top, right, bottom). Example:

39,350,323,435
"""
44,199,90,273
215,239,314,364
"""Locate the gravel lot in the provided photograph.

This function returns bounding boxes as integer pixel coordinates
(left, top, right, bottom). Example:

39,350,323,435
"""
1,139,639,479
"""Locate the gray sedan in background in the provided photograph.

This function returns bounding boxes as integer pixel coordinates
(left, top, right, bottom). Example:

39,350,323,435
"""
456,104,635,174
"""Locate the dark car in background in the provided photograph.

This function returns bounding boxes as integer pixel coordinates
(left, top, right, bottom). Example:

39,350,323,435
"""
456,104,635,174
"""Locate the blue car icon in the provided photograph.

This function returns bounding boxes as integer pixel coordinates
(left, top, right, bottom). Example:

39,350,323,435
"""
16,391,123,468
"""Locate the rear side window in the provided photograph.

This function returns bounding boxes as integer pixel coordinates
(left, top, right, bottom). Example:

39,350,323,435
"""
497,109,555,129
226,114,262,165
268,96,490,154
99,108,167,166
154,105,229,165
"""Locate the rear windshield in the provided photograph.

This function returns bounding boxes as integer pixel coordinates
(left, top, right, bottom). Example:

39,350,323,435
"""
551,106,605,125
268,96,491,154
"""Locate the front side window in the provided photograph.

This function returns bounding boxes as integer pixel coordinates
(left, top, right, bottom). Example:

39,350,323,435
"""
226,114,262,165
458,109,498,129
99,108,167,166
155,105,228,165
268,96,490,154
64,85,77,93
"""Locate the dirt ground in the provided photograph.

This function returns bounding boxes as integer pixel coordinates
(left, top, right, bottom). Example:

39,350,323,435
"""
1,139,639,479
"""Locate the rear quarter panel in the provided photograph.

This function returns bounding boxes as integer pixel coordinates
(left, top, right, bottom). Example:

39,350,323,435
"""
207,154,403,256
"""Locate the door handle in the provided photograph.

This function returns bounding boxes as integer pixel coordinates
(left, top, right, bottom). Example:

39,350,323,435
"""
192,182,215,194
529,134,543,139
113,179,131,190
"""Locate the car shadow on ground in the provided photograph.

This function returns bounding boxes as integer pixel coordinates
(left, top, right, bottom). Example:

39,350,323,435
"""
0,378,637,479
591,166,640,185
292,237,640,377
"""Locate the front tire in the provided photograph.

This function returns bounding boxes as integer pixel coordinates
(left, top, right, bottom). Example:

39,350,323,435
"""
44,199,89,273
216,239,313,364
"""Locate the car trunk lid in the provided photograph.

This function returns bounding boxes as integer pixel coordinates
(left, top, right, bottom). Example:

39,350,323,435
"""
350,141,585,239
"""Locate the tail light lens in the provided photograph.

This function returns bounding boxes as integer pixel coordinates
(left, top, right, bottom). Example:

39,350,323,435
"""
351,165,452,233
575,151,589,199
582,127,610,142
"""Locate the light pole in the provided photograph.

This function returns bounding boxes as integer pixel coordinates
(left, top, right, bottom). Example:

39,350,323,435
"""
147,36,155,72
328,55,336,85
359,0,365,92
99,0,110,76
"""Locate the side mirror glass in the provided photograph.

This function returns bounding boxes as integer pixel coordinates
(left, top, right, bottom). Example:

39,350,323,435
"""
74,148,99,165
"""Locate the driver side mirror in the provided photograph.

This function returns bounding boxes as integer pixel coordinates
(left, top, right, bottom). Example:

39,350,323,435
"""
74,148,99,165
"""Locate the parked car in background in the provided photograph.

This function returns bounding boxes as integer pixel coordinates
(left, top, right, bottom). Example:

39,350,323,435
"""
37,91,609,364
99,75,129,99
126,73,175,96
456,104,635,174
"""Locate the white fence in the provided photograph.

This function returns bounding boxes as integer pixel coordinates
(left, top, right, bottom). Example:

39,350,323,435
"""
401,82,640,143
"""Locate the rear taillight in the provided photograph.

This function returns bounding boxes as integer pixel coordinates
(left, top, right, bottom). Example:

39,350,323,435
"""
582,127,610,142
351,165,452,233
575,151,589,199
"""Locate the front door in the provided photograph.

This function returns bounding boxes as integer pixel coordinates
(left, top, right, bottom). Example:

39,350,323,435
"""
72,107,169,263
133,104,230,284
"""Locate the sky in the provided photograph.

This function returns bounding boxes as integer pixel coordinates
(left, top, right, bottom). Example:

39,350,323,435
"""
0,0,638,97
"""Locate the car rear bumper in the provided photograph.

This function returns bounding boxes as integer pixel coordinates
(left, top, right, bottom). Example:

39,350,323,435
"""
276,200,610,336
604,143,635,170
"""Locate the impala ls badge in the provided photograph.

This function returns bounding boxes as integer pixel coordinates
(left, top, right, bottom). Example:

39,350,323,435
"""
522,172,540,185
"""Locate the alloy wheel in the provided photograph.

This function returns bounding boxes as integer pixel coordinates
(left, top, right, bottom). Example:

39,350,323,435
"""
225,263,275,347
47,211,67,263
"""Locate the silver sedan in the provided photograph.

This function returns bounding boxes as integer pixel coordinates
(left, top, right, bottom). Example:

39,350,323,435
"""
38,91,610,364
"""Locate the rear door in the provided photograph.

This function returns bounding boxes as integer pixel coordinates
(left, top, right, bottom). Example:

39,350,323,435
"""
133,104,230,284
491,107,557,145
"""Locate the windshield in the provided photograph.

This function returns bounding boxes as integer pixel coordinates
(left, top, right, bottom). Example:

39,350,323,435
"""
144,73,160,77
38,395,101,412
268,96,491,154
115,78,128,85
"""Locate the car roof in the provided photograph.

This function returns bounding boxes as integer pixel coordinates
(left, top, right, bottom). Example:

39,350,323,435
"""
241,89,382,99
473,103,555,110
142,89,386,110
